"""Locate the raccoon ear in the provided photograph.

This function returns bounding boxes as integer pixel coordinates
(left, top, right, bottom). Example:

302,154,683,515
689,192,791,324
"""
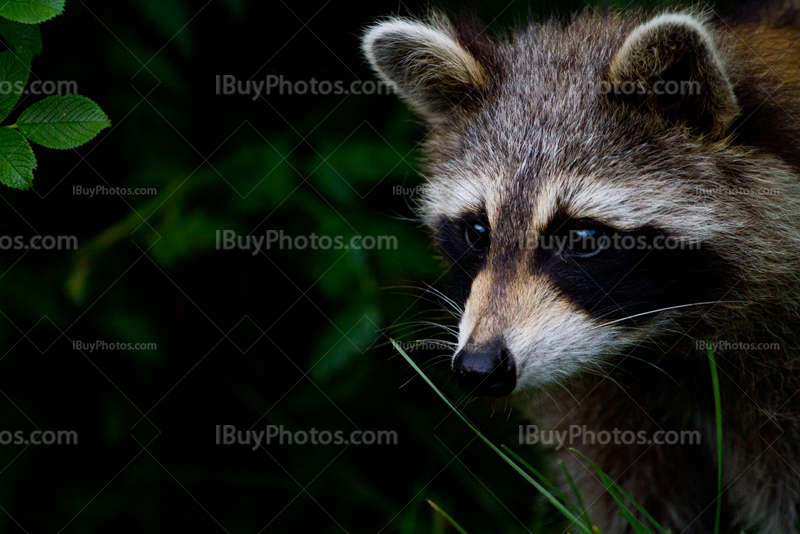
362,15,490,123
608,13,739,137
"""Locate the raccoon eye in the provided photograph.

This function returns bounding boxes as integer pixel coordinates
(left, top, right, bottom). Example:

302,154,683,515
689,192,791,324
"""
565,227,610,258
464,221,490,251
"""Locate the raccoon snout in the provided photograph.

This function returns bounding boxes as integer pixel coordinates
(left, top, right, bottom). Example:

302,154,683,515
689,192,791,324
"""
452,340,517,397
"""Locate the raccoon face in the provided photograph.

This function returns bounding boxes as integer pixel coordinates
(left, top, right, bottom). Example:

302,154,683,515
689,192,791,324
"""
363,12,745,396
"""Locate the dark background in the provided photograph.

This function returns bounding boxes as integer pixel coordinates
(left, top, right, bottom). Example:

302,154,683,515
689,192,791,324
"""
0,0,745,532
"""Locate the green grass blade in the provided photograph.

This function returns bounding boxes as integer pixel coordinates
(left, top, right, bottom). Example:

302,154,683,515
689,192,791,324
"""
427,500,470,534
503,445,598,533
608,481,670,534
572,453,668,534
559,460,594,532
571,449,661,534
501,444,588,521
391,339,593,534
707,344,723,534
500,445,570,503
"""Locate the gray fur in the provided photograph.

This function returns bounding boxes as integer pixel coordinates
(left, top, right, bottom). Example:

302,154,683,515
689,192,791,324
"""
364,5,800,532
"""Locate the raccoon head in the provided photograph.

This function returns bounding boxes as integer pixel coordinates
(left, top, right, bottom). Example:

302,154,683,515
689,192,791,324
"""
363,11,784,397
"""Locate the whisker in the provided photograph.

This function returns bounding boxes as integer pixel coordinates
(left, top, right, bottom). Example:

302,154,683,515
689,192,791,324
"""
420,283,464,315
383,284,463,317
557,381,581,406
590,301,744,330
385,291,460,319
622,355,678,384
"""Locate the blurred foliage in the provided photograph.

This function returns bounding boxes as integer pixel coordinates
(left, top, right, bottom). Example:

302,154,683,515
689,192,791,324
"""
0,0,749,533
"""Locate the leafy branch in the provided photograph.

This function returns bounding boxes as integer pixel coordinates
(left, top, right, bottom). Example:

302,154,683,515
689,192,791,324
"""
0,0,110,190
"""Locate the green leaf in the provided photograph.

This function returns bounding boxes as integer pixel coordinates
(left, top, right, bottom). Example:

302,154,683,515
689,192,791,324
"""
0,127,36,189
18,94,111,149
0,51,30,122
0,17,42,61
0,0,65,24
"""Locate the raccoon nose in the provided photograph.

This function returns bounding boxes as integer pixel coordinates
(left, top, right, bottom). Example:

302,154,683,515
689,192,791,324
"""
452,341,516,397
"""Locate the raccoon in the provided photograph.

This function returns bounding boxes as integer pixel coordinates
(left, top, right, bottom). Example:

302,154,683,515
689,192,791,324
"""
363,3,800,533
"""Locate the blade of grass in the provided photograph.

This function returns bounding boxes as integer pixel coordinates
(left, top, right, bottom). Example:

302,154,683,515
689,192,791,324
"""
568,450,669,534
501,444,600,532
501,444,589,523
559,460,594,532
500,445,572,508
391,339,593,534
604,480,670,534
707,344,723,534
427,500,470,534
572,449,665,534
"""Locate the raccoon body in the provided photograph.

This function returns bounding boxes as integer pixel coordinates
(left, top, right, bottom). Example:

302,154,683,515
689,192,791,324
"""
364,3,800,532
